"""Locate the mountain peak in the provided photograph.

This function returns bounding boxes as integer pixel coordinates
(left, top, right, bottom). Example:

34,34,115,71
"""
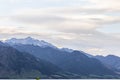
61,48,74,53
5,37,57,48
0,41,4,45
106,55,118,57
25,36,33,40
0,41,9,46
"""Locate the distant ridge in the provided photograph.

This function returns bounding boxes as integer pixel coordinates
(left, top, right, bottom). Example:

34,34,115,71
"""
95,55,120,72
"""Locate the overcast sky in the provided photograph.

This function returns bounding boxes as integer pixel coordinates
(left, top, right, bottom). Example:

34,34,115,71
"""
0,0,120,56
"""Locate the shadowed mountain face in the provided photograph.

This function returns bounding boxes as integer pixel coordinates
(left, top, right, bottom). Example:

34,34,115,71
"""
95,55,120,72
10,44,116,76
4,37,120,78
0,42,63,78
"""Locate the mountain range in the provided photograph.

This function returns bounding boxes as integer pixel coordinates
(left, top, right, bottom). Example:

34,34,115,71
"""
0,42,66,78
0,37,119,79
95,55,120,73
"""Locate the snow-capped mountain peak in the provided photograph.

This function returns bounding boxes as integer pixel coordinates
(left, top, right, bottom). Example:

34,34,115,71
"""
5,37,57,48
60,48,74,53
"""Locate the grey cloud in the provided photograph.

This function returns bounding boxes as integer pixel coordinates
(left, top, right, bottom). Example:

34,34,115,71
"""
1,0,120,56
12,15,66,24
8,7,120,50
10,7,120,34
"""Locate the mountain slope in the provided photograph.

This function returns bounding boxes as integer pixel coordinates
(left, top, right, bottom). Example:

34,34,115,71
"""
10,44,117,76
0,42,63,78
95,55,120,72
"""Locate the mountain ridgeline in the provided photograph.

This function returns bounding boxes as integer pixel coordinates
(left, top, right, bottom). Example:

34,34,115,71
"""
0,37,119,79
0,42,66,78
95,55,120,72
11,44,116,76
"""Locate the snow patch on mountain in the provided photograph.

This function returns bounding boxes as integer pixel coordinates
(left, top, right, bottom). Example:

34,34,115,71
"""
5,37,57,48
60,48,74,53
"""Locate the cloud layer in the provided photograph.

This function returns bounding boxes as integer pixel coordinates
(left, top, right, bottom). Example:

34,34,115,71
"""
0,0,120,56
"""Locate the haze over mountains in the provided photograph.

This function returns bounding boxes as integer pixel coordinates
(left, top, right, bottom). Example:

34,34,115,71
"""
0,37,117,78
